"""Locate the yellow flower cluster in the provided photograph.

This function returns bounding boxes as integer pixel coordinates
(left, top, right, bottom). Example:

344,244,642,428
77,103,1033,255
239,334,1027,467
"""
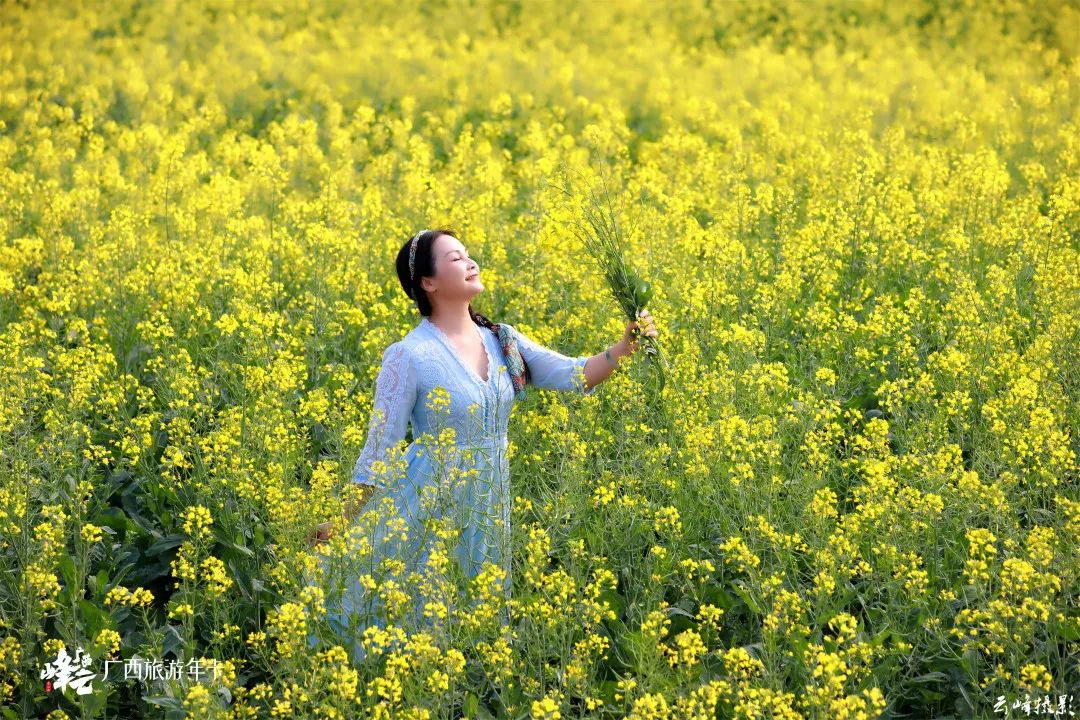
25,562,62,613
476,636,514,687
652,506,682,537
640,609,671,643
664,629,708,668
952,532,1062,659
80,523,104,544
183,505,214,540
201,556,233,598
102,587,152,608
266,603,309,660
892,551,930,598
1019,663,1053,692
719,536,761,575
964,528,999,587
35,505,68,560
94,628,121,657
531,695,561,720
592,480,616,507
761,583,811,642
0,636,22,704
425,386,451,415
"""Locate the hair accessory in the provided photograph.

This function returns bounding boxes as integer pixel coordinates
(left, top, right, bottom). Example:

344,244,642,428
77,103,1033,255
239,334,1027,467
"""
408,228,431,286
492,323,529,401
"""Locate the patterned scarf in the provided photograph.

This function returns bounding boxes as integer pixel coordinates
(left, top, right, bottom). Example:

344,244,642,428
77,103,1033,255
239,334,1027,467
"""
491,323,528,401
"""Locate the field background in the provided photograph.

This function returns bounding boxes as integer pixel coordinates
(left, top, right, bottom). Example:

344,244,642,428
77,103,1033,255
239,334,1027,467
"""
1,0,1079,718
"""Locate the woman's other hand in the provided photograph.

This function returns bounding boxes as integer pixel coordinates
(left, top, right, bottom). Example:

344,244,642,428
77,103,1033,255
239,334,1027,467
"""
308,521,333,547
307,484,377,547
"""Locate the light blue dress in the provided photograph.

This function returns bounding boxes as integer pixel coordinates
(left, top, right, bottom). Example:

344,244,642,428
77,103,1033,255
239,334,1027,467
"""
308,316,596,661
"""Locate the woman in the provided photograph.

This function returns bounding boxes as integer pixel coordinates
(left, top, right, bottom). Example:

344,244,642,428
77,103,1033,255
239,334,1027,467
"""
307,228,657,661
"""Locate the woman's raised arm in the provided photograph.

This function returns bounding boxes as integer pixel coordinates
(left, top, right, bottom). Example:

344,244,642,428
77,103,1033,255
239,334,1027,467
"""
509,325,602,395
510,311,657,395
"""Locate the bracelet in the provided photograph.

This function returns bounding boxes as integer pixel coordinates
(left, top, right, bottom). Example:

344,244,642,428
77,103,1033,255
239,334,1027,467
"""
604,348,619,368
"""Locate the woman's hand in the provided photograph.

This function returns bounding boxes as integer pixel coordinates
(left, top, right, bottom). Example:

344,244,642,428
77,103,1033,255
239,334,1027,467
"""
620,309,658,355
308,521,334,547
306,484,377,547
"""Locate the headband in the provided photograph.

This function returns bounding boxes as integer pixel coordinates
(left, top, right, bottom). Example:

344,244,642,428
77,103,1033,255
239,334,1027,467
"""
408,228,430,286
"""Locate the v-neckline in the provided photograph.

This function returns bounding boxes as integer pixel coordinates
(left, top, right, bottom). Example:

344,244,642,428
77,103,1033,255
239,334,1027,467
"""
423,317,492,385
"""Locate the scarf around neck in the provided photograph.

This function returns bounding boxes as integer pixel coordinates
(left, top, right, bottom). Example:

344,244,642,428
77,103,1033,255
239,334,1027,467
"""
491,323,528,401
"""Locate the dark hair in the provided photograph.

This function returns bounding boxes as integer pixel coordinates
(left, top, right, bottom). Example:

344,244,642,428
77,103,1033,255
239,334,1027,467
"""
395,228,530,383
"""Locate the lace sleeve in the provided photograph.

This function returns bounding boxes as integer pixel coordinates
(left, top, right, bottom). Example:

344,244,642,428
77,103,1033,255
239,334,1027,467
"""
511,325,597,396
351,341,417,489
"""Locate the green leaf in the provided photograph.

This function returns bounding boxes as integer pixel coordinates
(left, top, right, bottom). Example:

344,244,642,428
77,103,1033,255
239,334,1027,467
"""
214,525,254,558
597,589,626,618
665,604,695,619
162,624,185,659
92,507,133,535
869,627,892,648
463,692,479,717
80,599,110,640
143,695,184,711
58,554,77,592
959,648,977,676
911,671,949,684
702,585,736,611
145,533,186,556
1060,615,1080,642
622,629,645,670
78,687,108,716
732,584,762,615
226,557,253,601
89,568,109,598
127,558,172,587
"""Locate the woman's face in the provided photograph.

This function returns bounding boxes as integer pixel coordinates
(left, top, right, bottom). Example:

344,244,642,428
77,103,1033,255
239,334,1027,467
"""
421,233,483,302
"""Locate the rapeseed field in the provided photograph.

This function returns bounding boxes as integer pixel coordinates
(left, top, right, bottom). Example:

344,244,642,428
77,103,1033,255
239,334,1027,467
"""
1,0,1078,718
